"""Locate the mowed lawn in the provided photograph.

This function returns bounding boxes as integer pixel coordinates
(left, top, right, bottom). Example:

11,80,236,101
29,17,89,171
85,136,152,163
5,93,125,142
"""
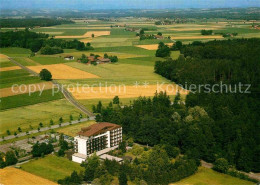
21,155,84,182
56,120,95,137
171,167,254,185
0,99,81,136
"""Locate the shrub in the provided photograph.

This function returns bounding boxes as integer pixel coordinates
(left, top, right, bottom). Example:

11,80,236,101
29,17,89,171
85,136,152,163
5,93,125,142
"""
213,158,229,173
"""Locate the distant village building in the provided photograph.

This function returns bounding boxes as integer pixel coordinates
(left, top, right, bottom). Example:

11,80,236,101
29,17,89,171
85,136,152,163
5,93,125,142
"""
64,55,74,60
125,27,141,33
96,57,111,64
72,122,123,163
154,35,164,39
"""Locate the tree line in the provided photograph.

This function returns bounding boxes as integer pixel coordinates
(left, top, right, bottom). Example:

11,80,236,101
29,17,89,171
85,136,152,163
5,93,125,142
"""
0,29,93,54
0,18,74,28
154,38,260,173
58,145,197,185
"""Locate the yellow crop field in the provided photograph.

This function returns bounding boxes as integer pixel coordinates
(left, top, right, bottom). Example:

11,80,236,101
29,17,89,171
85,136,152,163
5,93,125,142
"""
84,31,111,37
0,54,9,59
55,31,111,39
80,38,93,43
0,66,21,72
135,43,174,50
68,84,188,100
28,64,100,79
0,167,57,185
0,82,54,98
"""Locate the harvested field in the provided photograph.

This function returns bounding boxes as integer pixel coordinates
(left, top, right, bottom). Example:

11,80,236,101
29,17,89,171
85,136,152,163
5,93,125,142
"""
28,64,99,79
0,66,21,72
55,31,110,39
68,84,188,100
0,167,57,185
135,43,173,50
0,81,54,98
0,54,9,59
84,31,111,37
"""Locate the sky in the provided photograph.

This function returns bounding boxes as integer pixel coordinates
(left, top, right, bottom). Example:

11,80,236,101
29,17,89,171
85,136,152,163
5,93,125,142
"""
0,0,259,10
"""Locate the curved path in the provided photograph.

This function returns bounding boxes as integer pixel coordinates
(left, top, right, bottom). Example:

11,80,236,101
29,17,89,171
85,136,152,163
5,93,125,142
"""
8,57,95,117
0,118,94,142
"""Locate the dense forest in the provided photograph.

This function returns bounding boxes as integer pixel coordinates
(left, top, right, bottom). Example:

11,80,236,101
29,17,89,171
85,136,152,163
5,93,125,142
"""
0,29,93,53
0,18,74,27
154,39,260,172
94,39,259,176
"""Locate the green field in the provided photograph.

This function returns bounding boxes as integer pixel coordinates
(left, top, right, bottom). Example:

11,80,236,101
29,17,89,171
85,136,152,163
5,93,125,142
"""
79,95,182,111
171,167,254,185
62,61,169,86
21,155,84,182
56,120,95,137
1,17,259,143
0,99,81,136
0,58,15,67
0,47,31,57
31,56,76,65
0,69,42,88
0,89,63,110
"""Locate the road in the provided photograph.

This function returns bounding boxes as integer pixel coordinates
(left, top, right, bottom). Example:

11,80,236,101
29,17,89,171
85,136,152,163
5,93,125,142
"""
8,57,95,117
0,117,95,142
201,160,260,182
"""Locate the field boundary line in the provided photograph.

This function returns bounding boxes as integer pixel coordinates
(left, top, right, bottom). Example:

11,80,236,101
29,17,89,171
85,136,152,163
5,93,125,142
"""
8,57,95,117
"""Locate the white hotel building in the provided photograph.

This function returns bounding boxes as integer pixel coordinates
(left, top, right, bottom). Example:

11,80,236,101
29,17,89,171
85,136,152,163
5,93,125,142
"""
72,122,122,163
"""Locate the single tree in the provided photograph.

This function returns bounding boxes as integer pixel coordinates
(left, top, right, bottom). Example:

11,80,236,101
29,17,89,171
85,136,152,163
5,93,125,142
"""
104,53,109,58
50,119,54,126
17,127,22,132
6,130,11,135
113,96,120,104
5,151,18,166
40,69,52,81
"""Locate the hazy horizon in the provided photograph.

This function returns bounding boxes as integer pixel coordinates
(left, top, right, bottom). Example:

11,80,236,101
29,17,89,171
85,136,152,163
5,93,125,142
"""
1,0,260,10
